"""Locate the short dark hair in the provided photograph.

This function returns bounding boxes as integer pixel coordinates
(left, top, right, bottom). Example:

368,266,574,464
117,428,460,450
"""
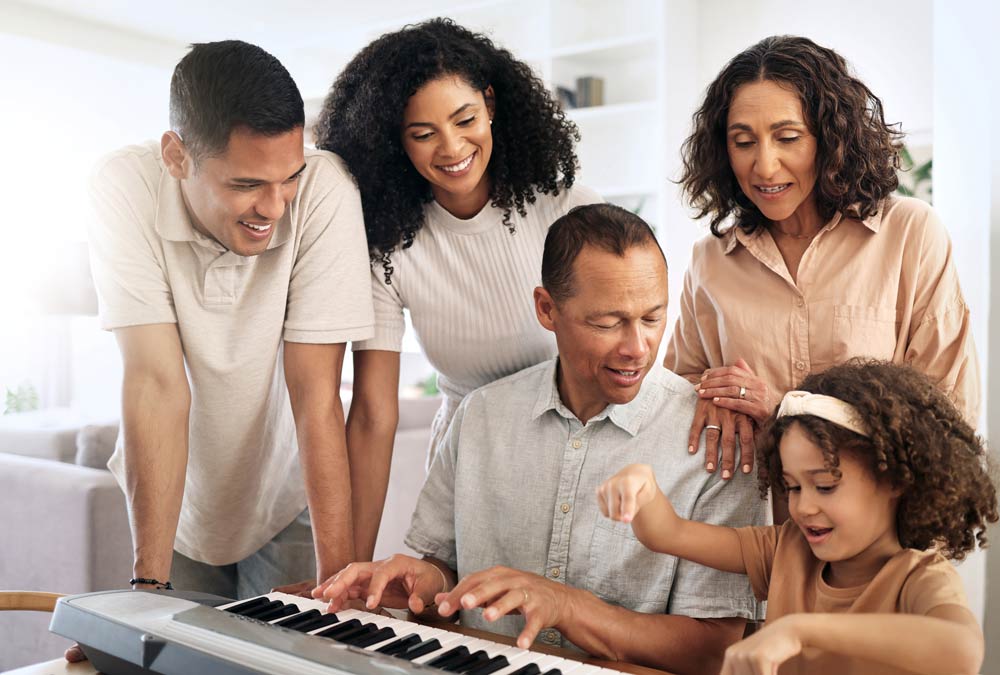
757,359,998,561
542,204,664,303
169,40,304,160
680,35,902,237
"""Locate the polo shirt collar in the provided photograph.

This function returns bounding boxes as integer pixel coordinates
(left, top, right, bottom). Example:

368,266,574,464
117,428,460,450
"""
531,357,650,436
722,205,882,255
153,170,293,252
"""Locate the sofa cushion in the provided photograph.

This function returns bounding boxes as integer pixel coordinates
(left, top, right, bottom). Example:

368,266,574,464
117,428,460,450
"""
75,423,119,469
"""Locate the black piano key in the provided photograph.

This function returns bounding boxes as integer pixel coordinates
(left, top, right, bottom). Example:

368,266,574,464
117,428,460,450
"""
242,600,284,619
316,618,362,639
445,650,490,673
375,633,421,655
353,626,397,648
294,612,341,633
334,623,379,644
464,655,510,675
427,646,471,669
397,637,442,660
540,670,562,675
255,603,299,622
274,609,321,628
508,665,542,675
223,596,270,615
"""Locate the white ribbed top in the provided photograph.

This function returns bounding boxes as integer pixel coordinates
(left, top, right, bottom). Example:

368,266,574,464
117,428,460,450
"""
354,185,601,405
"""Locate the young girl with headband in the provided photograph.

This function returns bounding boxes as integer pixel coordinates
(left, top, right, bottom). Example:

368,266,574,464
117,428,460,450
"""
598,360,996,674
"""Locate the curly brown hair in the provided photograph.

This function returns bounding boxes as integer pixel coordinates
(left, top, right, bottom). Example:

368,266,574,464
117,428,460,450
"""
680,35,903,237
756,359,998,561
314,18,579,283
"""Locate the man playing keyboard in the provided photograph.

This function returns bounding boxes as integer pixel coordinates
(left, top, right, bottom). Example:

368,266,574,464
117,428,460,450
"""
315,204,766,675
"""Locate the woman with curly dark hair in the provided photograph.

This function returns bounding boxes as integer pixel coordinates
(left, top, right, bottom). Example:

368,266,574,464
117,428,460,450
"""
314,18,599,560
599,360,996,674
663,35,979,484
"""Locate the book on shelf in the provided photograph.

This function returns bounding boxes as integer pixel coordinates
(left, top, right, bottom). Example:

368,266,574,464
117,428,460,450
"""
575,76,604,108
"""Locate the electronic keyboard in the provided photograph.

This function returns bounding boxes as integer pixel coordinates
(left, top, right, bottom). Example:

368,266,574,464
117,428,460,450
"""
50,590,625,675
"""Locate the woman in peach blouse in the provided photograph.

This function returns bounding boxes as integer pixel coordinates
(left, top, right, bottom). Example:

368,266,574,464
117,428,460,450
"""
665,35,979,481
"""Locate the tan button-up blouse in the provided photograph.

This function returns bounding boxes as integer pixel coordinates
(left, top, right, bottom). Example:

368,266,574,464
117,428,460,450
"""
665,196,980,423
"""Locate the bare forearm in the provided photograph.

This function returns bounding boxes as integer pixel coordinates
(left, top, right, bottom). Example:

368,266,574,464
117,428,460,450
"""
633,492,746,574
121,378,190,581
559,586,744,674
297,398,355,581
346,405,397,561
791,612,983,675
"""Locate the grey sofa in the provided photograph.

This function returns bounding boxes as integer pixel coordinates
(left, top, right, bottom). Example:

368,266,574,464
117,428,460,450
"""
0,396,438,670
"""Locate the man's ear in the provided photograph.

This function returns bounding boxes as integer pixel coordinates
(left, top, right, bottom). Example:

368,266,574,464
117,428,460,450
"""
483,85,496,122
161,131,192,180
534,286,557,332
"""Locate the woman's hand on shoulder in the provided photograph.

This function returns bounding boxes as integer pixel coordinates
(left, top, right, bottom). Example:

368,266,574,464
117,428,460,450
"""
688,394,756,478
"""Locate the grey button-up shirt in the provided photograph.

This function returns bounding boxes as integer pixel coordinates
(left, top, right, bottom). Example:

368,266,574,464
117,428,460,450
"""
405,358,766,648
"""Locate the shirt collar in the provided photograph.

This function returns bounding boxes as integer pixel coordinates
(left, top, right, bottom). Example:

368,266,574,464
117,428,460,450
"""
722,204,883,255
530,357,653,436
152,167,294,253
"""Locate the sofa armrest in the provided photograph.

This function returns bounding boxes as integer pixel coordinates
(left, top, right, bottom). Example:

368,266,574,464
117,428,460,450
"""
0,453,132,669
0,453,131,593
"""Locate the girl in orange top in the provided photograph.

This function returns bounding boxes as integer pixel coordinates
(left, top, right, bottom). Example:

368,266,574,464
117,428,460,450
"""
598,360,997,675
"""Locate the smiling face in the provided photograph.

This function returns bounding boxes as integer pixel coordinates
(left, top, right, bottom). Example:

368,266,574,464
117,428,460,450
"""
726,79,820,227
164,125,306,257
780,422,902,583
535,243,668,424
401,75,494,219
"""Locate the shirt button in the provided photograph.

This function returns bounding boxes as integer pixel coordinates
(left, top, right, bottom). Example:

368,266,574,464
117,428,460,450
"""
561,503,571,513
550,567,560,578
795,361,806,371
796,298,805,308
571,439,582,449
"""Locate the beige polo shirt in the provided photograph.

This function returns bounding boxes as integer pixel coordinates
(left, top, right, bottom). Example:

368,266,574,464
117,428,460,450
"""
89,141,374,565
666,196,979,423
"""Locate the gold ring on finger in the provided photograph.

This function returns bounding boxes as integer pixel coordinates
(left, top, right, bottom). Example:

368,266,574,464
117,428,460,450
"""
739,386,747,400
522,589,529,605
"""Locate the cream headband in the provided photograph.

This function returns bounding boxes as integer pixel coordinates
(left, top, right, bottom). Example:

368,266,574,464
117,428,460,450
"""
776,390,870,438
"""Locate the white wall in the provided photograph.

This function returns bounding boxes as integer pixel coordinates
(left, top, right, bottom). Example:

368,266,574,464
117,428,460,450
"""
694,0,933,141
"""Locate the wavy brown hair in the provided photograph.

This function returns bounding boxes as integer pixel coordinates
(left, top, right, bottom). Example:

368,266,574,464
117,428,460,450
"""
756,360,998,561
680,35,903,237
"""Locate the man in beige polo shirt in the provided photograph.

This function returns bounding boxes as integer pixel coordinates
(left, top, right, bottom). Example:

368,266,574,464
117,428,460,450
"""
85,41,373,611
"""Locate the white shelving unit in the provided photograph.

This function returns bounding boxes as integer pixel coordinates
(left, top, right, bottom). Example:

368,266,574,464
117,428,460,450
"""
299,0,674,230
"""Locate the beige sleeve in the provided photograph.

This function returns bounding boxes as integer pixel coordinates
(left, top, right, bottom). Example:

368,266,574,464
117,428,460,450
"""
899,558,969,616
352,264,406,352
88,151,177,331
903,207,981,423
665,262,713,380
734,523,781,602
283,153,374,344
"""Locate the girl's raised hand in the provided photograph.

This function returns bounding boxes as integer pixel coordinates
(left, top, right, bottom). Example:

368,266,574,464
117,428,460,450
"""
597,463,661,523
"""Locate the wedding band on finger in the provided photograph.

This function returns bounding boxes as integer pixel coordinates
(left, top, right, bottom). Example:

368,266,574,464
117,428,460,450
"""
522,589,529,605
704,424,722,432
739,386,747,400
